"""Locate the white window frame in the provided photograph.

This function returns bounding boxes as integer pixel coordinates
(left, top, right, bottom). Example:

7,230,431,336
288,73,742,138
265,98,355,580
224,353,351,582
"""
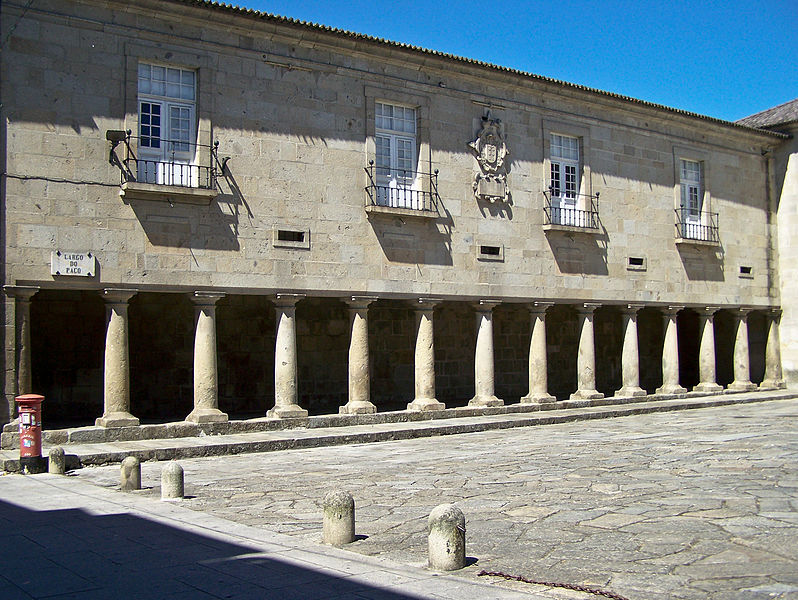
680,159,703,222
542,120,592,228
374,101,418,209
549,133,580,225
137,63,198,186
673,146,712,241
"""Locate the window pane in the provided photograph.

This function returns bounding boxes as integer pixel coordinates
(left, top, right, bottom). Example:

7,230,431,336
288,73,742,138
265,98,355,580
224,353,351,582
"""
139,102,161,148
396,137,414,174
375,135,391,177
550,162,561,196
565,164,578,197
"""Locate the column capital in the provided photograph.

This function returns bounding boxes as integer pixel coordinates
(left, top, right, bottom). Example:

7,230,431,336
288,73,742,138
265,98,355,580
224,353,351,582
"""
766,307,783,319
661,305,684,316
529,301,554,314
191,291,225,306
275,293,305,307
577,302,601,315
698,306,721,315
4,285,40,301
474,299,501,311
347,295,378,310
621,303,645,314
733,306,754,317
415,297,443,308
103,288,138,304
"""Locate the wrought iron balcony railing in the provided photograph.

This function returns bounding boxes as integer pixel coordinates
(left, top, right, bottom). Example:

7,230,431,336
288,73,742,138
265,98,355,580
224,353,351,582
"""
365,162,439,213
675,207,719,243
542,187,600,230
106,130,219,190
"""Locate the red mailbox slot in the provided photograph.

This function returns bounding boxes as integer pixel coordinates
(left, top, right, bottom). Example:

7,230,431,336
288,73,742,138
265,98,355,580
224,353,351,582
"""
17,394,44,459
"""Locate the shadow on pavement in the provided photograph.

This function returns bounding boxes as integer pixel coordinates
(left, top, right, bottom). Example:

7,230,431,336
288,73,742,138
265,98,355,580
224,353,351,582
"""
0,499,428,599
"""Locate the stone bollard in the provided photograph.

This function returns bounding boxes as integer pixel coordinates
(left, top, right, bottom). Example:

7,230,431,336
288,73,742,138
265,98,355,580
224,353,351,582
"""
428,503,466,571
161,461,184,501
48,447,66,475
120,456,141,491
322,490,355,545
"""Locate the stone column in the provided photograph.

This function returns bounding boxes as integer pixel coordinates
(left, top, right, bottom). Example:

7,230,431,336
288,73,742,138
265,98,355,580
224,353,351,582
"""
269,294,308,418
760,309,786,390
408,298,445,412
469,300,503,407
340,296,378,415
729,308,757,391
3,286,39,425
571,303,604,400
694,307,723,392
97,289,140,427
520,302,555,404
186,292,228,423
656,306,687,395
615,304,646,397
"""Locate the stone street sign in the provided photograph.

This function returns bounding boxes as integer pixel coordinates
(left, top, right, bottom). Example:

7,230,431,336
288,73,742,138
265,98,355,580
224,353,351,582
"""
51,251,95,277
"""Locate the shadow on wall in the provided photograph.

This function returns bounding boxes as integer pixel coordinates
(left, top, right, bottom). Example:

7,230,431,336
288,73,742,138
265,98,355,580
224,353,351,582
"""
370,215,453,266
128,199,241,251
544,231,609,276
677,244,725,282
0,499,427,599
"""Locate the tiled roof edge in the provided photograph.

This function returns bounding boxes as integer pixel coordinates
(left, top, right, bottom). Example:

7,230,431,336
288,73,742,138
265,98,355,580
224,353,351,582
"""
173,0,786,139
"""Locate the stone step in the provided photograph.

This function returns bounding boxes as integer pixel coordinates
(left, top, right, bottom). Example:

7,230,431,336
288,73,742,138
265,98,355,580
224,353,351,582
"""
2,389,794,473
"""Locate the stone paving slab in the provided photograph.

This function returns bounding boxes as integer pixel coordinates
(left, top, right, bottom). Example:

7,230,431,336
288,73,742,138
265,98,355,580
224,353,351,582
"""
70,398,798,600
0,473,567,599
2,389,794,473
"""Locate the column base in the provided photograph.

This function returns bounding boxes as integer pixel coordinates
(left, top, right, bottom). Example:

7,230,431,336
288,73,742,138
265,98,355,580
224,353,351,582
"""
468,395,503,407
519,393,556,404
570,389,604,400
267,404,308,418
759,379,786,390
693,382,723,393
185,408,228,424
339,400,377,415
614,386,646,398
728,381,757,392
96,412,140,428
655,384,687,395
407,398,445,412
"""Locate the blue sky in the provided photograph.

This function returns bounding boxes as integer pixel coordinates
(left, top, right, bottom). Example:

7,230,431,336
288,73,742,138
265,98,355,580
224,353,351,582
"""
233,0,796,122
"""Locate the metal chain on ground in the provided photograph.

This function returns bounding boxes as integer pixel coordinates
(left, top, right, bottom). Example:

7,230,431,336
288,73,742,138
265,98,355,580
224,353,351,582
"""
477,570,631,600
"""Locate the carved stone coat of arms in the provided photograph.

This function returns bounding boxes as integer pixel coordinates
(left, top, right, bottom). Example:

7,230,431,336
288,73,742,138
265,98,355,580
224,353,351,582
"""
468,117,509,202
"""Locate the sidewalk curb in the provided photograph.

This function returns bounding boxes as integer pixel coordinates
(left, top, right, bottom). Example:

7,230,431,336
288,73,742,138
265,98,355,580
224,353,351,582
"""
2,391,795,473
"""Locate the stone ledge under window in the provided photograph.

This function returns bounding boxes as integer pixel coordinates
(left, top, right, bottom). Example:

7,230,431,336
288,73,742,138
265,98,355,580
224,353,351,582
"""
120,182,218,205
365,205,438,220
543,223,601,235
675,237,720,247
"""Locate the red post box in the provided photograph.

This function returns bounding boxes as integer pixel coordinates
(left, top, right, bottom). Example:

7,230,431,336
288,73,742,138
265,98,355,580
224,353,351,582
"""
17,394,45,472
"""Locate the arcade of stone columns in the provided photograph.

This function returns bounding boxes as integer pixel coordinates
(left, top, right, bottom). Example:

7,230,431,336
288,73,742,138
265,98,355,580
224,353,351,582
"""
5,286,786,427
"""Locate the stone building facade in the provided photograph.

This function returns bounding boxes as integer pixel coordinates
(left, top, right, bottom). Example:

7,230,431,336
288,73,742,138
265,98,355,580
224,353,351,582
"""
0,0,791,429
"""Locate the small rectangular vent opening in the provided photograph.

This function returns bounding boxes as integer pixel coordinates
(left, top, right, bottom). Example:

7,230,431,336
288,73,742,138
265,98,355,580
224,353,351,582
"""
740,266,752,275
278,230,305,243
627,256,646,270
480,245,501,256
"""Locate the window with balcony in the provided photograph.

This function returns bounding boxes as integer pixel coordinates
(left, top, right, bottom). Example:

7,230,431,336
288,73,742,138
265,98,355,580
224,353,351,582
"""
374,102,419,209
364,95,438,216
675,157,718,244
138,63,198,187
543,130,599,231
108,62,219,204
550,133,580,223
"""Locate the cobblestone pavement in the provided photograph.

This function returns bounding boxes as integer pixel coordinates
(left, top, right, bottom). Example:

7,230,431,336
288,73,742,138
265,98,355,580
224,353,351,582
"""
75,399,798,600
